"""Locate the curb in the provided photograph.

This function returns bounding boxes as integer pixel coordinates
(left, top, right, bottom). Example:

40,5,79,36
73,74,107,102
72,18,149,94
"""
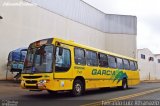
141,80,160,83
0,80,21,83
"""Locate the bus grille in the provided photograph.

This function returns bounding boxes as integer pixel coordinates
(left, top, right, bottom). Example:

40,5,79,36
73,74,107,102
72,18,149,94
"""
26,80,37,84
23,76,42,79
25,86,38,89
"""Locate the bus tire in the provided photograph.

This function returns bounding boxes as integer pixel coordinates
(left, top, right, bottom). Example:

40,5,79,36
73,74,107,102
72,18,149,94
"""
120,79,128,90
72,80,84,96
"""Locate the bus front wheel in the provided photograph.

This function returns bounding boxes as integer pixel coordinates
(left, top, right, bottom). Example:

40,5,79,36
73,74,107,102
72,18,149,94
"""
72,80,84,96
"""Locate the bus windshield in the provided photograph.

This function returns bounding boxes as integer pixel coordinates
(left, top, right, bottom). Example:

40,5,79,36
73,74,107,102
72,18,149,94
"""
23,45,54,73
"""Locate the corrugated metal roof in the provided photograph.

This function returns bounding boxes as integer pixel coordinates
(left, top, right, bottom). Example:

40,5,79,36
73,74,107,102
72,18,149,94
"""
25,0,137,35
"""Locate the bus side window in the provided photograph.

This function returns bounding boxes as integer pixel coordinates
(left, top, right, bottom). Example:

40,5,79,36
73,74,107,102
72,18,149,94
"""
99,53,108,67
116,58,123,69
74,48,86,65
134,61,138,70
123,59,130,70
86,50,98,66
108,55,117,68
129,61,136,70
55,47,71,72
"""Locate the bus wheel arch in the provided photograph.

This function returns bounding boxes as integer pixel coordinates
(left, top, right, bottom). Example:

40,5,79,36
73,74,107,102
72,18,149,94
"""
72,76,85,96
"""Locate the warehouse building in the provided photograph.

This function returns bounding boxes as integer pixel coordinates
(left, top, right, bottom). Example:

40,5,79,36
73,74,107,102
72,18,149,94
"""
155,54,160,80
0,0,137,80
138,48,160,80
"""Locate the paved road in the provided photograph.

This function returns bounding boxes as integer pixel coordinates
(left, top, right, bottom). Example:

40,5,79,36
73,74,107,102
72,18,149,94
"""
0,81,160,106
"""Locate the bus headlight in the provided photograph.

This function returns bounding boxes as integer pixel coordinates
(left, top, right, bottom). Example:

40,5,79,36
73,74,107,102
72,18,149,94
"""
21,80,25,83
38,80,49,88
39,80,47,84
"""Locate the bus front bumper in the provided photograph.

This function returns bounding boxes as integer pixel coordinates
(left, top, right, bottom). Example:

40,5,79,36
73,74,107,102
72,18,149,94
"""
21,79,50,90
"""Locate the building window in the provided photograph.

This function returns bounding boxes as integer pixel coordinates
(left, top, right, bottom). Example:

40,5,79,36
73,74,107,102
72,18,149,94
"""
141,54,145,59
158,59,160,63
0,16,3,19
149,57,154,61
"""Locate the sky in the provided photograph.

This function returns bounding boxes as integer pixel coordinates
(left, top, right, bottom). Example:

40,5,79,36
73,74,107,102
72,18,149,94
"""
83,0,160,54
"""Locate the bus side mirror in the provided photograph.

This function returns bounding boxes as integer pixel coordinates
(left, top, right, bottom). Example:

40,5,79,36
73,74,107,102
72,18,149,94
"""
59,47,63,56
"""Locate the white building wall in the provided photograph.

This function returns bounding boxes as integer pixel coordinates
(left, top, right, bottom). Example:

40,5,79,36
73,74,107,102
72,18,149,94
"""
0,0,137,80
155,55,160,80
138,48,156,80
25,0,137,35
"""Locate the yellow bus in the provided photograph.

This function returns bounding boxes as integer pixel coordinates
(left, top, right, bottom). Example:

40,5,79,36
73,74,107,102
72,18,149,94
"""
21,37,140,96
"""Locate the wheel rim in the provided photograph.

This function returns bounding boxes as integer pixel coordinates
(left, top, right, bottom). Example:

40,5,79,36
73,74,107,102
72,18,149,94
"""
124,83,127,89
123,80,127,89
75,83,81,94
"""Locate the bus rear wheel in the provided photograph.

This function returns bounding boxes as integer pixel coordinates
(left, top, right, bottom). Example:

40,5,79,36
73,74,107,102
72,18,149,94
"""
72,80,84,96
120,79,128,90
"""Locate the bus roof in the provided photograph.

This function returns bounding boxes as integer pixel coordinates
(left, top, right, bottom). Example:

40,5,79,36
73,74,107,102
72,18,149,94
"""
53,37,137,61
